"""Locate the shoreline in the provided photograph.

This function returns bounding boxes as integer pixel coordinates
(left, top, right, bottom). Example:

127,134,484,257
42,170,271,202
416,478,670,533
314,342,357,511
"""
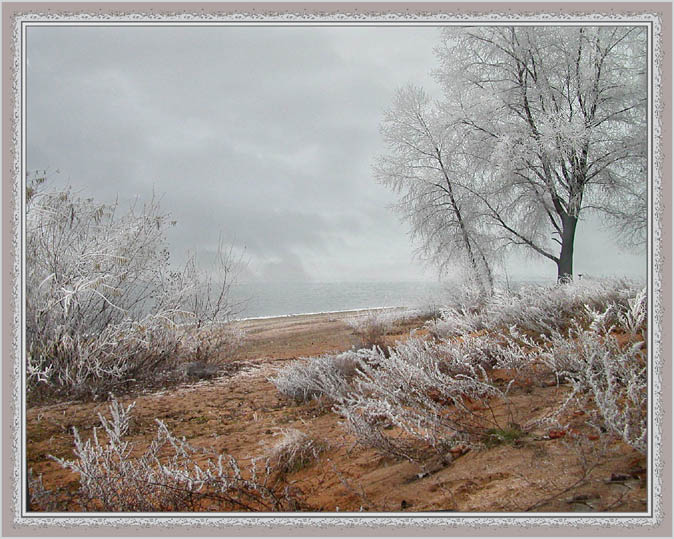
230,305,432,363
231,304,414,323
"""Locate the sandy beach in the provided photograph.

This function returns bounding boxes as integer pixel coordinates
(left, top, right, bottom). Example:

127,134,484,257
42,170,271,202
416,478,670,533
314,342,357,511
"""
231,307,424,361
26,308,647,513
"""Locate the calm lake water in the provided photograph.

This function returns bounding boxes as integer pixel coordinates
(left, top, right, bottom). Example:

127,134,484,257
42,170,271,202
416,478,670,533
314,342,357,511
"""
229,281,452,319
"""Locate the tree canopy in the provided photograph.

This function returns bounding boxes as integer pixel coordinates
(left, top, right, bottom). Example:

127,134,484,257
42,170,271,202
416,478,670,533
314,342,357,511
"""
377,25,648,283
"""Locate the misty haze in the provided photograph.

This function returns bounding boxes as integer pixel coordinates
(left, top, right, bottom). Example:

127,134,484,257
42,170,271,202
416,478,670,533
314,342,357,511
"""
25,23,650,515
27,26,645,313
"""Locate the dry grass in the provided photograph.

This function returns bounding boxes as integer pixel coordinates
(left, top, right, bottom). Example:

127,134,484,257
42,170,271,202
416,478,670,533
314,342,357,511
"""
264,428,327,476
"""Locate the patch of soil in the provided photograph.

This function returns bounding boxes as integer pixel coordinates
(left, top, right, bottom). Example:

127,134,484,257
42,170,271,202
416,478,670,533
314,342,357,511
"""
26,311,647,513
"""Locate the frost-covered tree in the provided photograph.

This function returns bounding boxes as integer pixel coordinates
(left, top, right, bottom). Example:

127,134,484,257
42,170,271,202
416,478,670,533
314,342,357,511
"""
375,85,495,295
434,26,648,280
379,26,647,282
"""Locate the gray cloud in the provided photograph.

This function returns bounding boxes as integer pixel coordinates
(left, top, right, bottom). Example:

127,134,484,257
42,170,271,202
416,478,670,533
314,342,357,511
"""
26,25,645,284
259,252,312,283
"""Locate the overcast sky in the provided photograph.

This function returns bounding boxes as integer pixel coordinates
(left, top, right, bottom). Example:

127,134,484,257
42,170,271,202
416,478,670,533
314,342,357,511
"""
26,25,647,284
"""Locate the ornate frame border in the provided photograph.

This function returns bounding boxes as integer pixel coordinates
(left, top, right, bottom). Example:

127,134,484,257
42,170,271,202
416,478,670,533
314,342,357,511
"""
3,2,670,535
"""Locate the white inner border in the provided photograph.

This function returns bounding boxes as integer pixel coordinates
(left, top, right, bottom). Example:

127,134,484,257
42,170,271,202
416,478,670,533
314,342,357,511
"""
10,8,664,532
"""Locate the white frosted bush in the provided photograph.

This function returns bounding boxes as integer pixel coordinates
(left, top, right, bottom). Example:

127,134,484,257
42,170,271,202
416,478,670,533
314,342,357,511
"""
337,283,648,457
428,278,641,340
26,180,241,401
540,323,647,454
440,284,487,315
49,398,300,511
268,282,648,459
616,287,648,337
335,338,514,454
485,278,638,335
269,349,376,403
425,284,488,339
263,429,326,474
337,404,415,459
426,306,486,339
346,310,395,348
587,286,647,338
582,339,647,454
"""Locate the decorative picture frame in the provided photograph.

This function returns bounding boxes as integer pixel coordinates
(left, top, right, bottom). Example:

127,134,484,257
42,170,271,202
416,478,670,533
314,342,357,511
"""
3,2,670,535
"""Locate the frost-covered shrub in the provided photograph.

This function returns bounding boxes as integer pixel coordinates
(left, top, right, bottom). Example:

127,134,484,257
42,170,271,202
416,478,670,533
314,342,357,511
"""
582,339,647,454
428,278,641,340
263,429,326,475
27,317,181,400
588,287,648,338
440,284,488,315
270,332,534,457
334,283,648,458
540,322,647,454
427,332,528,376
485,279,638,335
335,338,516,455
269,349,376,403
347,310,395,348
48,398,301,512
330,350,364,380
405,304,443,321
426,306,487,339
425,284,489,339
178,323,245,370
336,402,416,460
268,283,648,459
484,285,649,455
25,179,242,402
618,287,648,337
348,307,441,346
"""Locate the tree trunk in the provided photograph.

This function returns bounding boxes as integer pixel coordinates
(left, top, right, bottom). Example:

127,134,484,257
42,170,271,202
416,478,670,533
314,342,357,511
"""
476,245,494,296
557,214,578,282
437,151,491,297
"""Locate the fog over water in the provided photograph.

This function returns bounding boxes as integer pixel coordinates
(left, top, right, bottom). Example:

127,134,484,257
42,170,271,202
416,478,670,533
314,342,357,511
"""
27,26,647,298
229,281,447,319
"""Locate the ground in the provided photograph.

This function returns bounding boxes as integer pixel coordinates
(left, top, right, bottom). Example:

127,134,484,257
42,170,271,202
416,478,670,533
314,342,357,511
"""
26,310,647,513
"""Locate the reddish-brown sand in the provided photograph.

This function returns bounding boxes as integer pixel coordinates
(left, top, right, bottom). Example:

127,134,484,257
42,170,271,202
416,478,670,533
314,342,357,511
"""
26,311,647,513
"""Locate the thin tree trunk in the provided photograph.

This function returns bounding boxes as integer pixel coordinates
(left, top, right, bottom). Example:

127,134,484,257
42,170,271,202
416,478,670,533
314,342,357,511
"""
437,151,490,296
449,198,489,296
476,244,494,295
557,214,578,282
